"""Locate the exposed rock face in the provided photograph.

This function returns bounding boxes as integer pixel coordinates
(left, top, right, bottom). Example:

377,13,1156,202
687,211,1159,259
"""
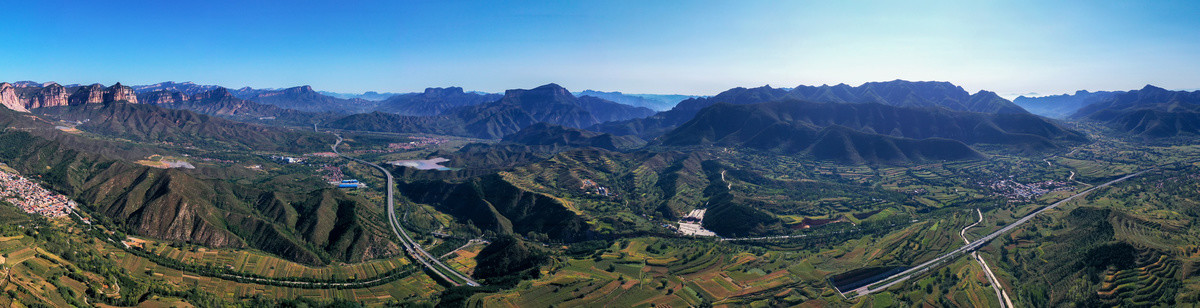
69,84,107,105
137,90,191,105
2,82,139,110
0,83,28,112
55,83,137,106
104,82,138,103
192,87,236,101
22,83,70,109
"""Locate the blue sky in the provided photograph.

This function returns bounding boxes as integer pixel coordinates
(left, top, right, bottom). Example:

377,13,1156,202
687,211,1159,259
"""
1,1,1198,97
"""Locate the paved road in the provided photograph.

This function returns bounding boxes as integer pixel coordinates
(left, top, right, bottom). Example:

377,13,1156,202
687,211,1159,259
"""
847,168,1152,298
333,135,480,287
961,208,1012,308
974,251,1014,308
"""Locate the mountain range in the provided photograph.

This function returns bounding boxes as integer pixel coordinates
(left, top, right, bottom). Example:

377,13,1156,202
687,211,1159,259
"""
594,80,1029,139
236,85,377,114
452,84,655,139
36,101,332,152
1014,90,1122,119
1,82,138,112
659,99,1084,164
573,90,692,111
1071,85,1200,138
318,90,406,101
374,87,501,116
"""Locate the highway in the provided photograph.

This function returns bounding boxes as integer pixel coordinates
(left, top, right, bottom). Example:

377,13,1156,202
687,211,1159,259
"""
332,135,480,287
847,168,1153,298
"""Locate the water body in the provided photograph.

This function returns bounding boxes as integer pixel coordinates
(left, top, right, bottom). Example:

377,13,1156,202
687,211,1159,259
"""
389,157,456,171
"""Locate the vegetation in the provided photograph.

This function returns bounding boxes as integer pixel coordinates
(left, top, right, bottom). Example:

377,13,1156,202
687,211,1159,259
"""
3,79,1200,307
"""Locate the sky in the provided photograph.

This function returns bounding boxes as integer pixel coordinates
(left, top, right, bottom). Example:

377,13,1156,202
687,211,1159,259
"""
2,0,1199,97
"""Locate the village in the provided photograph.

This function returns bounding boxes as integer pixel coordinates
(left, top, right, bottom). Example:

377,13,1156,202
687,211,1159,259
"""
984,177,1075,201
0,168,77,218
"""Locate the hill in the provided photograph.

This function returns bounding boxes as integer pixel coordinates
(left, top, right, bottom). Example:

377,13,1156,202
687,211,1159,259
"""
36,101,333,152
1072,85,1200,138
374,87,501,116
500,123,645,151
593,85,790,138
397,174,590,242
660,100,1086,163
0,107,397,265
326,111,469,136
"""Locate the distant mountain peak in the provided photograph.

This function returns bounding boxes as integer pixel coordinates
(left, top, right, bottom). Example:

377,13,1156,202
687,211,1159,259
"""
282,85,315,93
203,87,234,98
1141,84,1166,92
533,83,565,90
424,87,465,96
504,83,574,100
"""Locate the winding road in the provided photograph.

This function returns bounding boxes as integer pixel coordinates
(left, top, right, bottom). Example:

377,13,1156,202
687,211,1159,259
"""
333,135,480,287
847,168,1153,298
961,208,1014,308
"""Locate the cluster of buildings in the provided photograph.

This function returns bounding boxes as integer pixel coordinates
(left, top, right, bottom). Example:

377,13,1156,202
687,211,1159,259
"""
0,170,77,218
985,178,1074,201
579,179,614,197
388,136,448,151
333,179,366,189
676,209,717,237
192,156,234,164
319,165,345,183
270,155,304,164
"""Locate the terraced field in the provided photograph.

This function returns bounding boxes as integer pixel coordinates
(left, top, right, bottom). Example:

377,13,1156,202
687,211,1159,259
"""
97,240,441,305
134,238,411,281
1097,252,1179,306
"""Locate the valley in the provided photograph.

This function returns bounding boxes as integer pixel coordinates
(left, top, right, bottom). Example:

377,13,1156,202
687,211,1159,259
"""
2,79,1200,307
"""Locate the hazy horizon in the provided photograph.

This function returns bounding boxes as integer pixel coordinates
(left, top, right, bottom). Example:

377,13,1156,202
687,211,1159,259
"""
2,1,1198,97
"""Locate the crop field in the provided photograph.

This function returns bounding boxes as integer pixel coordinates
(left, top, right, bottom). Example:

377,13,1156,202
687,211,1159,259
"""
441,241,485,276
474,212,978,306
93,240,440,304
133,238,411,280
860,256,1001,307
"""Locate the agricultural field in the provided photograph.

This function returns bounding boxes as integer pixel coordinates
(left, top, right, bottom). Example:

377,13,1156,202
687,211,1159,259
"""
128,237,413,281
472,208,980,306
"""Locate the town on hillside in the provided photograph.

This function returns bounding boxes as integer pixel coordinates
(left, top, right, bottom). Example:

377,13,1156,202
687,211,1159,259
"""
0,167,77,218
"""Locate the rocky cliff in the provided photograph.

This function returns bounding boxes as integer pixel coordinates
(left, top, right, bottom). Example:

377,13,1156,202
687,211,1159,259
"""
137,90,191,105
0,83,27,112
69,84,108,105
25,83,70,109
104,82,138,103
0,82,140,111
